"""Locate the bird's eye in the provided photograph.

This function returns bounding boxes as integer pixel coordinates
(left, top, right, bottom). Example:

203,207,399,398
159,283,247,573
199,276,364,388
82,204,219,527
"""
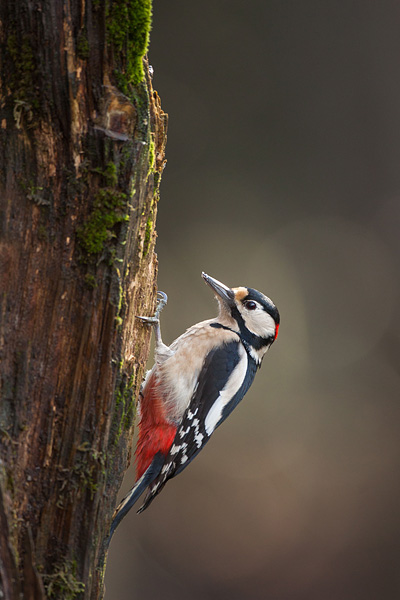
244,300,257,310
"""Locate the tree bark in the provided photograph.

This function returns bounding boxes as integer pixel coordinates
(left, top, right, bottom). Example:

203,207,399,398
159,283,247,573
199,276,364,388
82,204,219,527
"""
0,1,167,598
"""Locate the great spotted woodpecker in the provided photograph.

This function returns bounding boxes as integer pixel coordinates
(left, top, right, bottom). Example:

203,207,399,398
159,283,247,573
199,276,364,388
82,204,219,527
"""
110,273,279,538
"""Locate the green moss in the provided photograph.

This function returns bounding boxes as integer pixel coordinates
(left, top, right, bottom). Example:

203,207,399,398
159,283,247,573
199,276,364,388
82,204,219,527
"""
147,137,155,176
143,216,153,256
91,162,118,186
78,163,129,258
111,370,137,447
106,0,152,91
142,189,157,256
115,273,125,315
123,391,136,430
103,161,118,186
77,189,128,256
43,560,85,599
84,273,97,289
153,171,160,192
6,33,38,107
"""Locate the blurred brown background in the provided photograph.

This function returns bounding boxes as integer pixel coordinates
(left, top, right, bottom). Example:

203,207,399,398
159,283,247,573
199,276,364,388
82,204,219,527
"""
105,2,400,599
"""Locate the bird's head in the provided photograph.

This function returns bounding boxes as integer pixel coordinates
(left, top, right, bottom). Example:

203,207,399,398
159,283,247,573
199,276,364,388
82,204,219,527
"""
202,272,280,344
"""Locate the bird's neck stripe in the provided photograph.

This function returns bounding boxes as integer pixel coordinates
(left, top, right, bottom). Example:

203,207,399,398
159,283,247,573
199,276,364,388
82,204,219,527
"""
209,323,262,364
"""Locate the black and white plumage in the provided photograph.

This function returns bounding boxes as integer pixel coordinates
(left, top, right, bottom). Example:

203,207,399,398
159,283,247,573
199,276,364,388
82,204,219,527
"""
138,340,258,512
110,272,279,536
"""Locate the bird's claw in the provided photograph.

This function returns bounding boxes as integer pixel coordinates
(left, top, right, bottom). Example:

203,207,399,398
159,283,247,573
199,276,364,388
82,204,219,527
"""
136,291,168,325
136,315,158,324
155,291,168,318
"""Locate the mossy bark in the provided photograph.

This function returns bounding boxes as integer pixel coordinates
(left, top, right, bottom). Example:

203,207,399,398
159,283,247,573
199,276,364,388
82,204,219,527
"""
0,1,167,598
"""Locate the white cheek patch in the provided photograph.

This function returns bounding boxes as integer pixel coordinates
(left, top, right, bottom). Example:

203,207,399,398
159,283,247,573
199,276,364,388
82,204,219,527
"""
243,310,276,339
204,346,248,436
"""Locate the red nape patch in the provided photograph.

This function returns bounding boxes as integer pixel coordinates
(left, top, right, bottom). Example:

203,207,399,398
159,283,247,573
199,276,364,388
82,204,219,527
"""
274,324,280,340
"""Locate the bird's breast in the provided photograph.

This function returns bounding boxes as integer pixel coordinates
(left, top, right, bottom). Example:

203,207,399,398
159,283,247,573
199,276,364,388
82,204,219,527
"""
151,320,240,423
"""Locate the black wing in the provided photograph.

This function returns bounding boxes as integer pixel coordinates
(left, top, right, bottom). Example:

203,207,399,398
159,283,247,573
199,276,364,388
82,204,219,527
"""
138,340,258,512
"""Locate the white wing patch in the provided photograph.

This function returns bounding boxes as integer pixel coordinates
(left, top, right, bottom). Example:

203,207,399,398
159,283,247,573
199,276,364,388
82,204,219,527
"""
204,344,248,436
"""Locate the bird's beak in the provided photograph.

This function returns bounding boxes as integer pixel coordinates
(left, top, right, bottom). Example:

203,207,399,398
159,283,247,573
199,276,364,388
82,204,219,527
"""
202,273,235,307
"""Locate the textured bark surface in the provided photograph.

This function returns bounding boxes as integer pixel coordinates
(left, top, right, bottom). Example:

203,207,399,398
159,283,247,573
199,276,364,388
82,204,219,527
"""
0,1,167,598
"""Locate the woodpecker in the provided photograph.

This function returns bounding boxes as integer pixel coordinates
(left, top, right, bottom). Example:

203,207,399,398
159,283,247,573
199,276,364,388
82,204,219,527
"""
110,273,279,539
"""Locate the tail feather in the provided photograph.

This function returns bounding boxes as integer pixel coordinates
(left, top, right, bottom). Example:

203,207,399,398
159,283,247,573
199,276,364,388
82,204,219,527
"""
108,452,165,542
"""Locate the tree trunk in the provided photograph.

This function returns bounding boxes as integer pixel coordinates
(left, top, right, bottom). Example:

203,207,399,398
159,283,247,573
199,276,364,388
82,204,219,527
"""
0,1,167,598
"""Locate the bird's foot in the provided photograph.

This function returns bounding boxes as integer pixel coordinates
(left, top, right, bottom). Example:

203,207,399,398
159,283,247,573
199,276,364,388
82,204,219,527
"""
136,291,168,325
